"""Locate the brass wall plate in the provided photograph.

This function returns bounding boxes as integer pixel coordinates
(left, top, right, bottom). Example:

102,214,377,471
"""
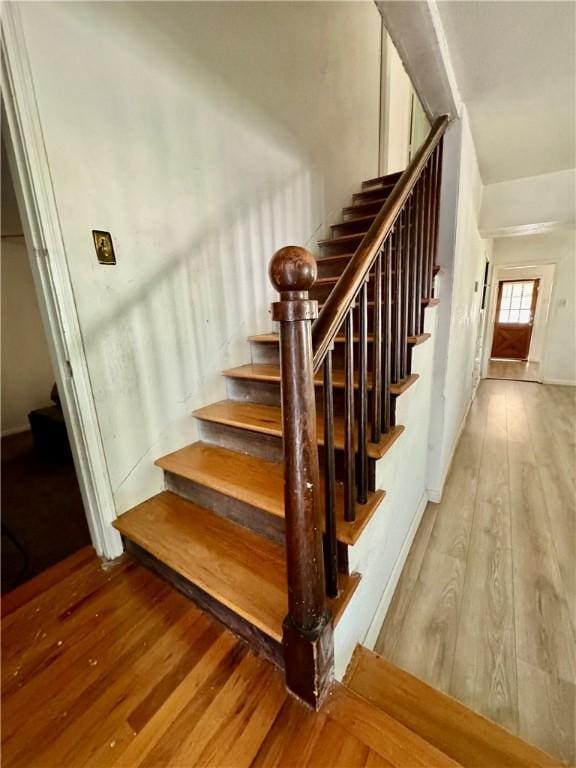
92,230,116,265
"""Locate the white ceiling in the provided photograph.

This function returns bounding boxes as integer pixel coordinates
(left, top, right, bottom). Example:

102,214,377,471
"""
437,1,576,184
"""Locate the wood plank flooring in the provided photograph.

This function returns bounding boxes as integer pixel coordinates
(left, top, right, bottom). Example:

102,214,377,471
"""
376,379,576,765
487,359,541,382
2,548,496,768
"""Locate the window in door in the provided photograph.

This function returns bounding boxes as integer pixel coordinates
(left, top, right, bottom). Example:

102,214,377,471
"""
498,280,535,324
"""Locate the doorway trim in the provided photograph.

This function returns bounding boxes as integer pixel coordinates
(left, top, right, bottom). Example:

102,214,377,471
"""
482,262,556,384
1,6,123,559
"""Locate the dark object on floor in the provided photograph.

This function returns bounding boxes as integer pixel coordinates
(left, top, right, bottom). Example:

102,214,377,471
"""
28,382,71,460
1,430,91,594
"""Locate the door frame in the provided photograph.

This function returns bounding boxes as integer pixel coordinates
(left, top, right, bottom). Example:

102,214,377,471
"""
491,278,540,360
482,262,556,383
1,5,123,559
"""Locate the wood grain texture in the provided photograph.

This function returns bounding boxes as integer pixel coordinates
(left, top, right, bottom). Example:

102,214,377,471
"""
347,647,562,768
193,399,405,460
156,442,386,546
375,379,575,764
3,549,482,768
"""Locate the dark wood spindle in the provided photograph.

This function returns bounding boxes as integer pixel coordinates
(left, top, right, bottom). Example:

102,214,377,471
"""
382,236,392,431
391,220,402,384
357,281,368,504
416,170,427,333
423,154,435,300
322,349,338,599
343,310,355,522
268,245,333,709
408,189,418,337
430,140,444,288
400,195,411,380
371,252,383,443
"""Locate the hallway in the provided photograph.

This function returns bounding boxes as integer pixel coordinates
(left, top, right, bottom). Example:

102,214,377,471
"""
376,379,575,765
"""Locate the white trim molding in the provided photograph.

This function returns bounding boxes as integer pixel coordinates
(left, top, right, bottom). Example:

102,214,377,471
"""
1,5,122,559
363,491,429,649
542,379,576,387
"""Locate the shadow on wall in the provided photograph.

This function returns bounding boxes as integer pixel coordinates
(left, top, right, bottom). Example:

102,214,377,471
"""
22,1,381,508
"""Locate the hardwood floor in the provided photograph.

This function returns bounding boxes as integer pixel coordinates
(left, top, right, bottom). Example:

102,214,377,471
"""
487,359,541,382
376,379,576,765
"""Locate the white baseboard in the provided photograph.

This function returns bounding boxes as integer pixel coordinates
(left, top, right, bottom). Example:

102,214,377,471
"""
1,424,31,437
363,491,429,650
542,379,576,387
427,394,474,504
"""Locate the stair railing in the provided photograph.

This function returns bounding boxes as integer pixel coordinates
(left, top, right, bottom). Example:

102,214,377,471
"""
268,115,449,708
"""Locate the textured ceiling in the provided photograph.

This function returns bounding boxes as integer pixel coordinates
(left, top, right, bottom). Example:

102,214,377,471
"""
437,1,576,183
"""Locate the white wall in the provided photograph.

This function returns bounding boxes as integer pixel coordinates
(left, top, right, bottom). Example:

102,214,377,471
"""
380,29,413,174
16,1,382,513
481,169,576,237
489,229,576,384
1,140,55,435
335,306,439,677
427,107,488,500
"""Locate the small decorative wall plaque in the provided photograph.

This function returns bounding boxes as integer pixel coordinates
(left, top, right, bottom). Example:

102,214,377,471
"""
92,230,116,265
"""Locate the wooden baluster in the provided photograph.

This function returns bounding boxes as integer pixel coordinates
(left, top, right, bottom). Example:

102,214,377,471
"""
424,154,435,300
417,169,427,334
268,246,333,709
430,140,444,294
391,221,402,384
400,196,411,380
408,190,418,338
383,236,392,431
323,349,338,598
344,309,355,522
371,251,382,443
357,281,368,504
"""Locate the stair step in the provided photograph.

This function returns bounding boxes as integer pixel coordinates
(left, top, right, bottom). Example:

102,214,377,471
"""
361,170,403,189
156,443,385,546
342,197,389,217
345,646,561,768
192,400,404,460
224,363,419,397
318,232,368,248
325,684,460,768
407,332,431,346
249,332,431,349
422,297,440,306
114,492,360,644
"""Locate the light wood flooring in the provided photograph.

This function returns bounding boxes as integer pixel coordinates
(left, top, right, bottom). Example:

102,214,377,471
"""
2,543,560,768
487,359,541,382
376,378,576,765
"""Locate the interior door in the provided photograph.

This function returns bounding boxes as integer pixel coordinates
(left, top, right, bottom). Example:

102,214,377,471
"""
491,279,539,360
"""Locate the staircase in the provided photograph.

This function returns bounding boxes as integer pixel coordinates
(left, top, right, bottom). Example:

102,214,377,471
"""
114,168,424,658
114,117,448,707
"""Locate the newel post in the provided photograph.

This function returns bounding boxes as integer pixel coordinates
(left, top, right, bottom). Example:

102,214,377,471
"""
269,246,334,709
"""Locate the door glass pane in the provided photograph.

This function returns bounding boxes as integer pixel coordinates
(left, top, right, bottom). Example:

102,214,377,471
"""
498,280,536,324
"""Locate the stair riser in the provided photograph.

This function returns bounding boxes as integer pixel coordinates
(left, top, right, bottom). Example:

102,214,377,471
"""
310,276,388,304
342,199,389,220
197,416,376,486
315,254,400,279
249,338,414,371
198,419,284,463
164,471,285,545
228,376,399,425
353,184,397,203
331,216,377,237
125,539,284,667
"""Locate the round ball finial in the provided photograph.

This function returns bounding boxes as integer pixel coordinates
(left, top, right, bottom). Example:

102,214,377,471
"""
269,246,317,293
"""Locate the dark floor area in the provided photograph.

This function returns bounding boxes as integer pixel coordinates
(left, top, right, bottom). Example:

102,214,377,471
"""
1,430,92,593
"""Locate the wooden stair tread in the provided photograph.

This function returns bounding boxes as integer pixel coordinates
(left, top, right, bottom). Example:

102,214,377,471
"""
318,232,368,247
342,197,388,214
156,442,385,546
361,171,403,189
331,213,376,229
193,400,404,460
249,332,429,348
224,363,418,398
422,297,440,306
114,492,359,643
325,684,461,768
407,332,431,346
345,646,562,768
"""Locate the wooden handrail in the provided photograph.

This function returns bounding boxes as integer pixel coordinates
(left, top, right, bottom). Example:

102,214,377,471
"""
311,115,449,371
